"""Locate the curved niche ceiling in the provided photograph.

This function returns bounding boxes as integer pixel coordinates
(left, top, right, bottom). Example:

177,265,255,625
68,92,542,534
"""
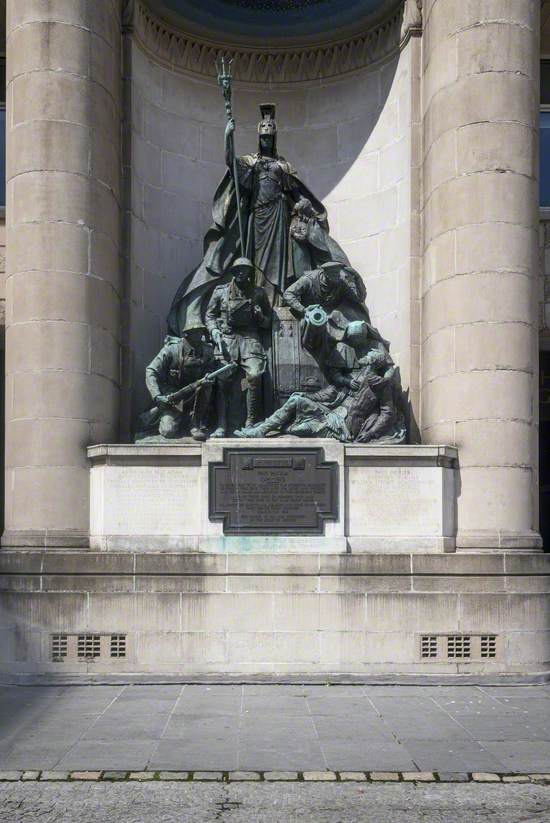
150,0,400,44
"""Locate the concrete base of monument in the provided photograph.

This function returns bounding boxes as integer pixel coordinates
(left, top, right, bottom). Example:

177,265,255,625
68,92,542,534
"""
87,440,458,554
0,550,549,679
4,442,546,679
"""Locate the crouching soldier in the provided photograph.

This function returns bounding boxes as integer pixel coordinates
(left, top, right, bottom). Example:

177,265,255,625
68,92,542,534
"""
139,323,218,441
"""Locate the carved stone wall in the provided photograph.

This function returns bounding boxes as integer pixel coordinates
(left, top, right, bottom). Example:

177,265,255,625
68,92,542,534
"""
129,0,421,84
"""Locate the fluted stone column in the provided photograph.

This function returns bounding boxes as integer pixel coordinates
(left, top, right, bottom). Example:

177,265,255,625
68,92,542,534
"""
421,0,541,550
3,1,122,547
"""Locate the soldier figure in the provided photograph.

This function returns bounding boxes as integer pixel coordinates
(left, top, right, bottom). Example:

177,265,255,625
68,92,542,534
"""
142,324,217,441
235,349,396,442
205,257,271,437
236,322,405,444
283,260,367,319
283,261,388,352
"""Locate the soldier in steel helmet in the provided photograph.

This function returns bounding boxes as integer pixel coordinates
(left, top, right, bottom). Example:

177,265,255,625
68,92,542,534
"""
205,257,272,436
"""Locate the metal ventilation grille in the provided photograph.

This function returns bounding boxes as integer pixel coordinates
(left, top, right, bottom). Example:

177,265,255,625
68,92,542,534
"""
51,635,68,662
417,634,498,662
420,636,438,658
77,635,101,660
110,635,126,658
50,633,130,662
480,635,497,659
447,635,471,659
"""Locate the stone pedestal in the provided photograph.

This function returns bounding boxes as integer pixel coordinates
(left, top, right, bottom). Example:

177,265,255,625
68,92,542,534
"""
88,441,457,553
0,549,549,679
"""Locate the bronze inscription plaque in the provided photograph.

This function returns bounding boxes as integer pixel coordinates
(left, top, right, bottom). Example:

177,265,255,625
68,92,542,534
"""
209,448,338,535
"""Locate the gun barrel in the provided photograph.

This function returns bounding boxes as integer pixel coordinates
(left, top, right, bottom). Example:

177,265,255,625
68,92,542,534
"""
210,362,236,379
302,305,328,352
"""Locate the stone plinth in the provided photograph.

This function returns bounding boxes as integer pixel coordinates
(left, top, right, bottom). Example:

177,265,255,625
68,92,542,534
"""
0,550,549,679
88,441,457,553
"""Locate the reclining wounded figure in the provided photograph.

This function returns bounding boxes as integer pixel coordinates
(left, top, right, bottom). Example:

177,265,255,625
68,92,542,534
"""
236,322,406,443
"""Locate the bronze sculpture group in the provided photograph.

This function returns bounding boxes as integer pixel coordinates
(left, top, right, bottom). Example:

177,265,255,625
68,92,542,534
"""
136,60,405,446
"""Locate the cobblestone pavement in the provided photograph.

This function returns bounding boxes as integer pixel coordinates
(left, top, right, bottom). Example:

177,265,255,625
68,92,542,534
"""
1,782,550,823
1,683,550,773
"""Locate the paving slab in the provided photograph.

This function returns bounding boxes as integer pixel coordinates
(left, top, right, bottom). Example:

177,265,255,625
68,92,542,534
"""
229,771,261,781
480,742,550,773
1,684,550,776
149,738,239,771
0,746,68,771
192,771,224,781
70,771,102,781
238,747,326,772
320,739,415,772
455,715,550,742
264,771,299,781
0,771,21,781
528,773,550,783
370,772,400,781
158,771,189,780
402,772,436,782
57,741,156,772
438,773,469,783
82,715,171,741
40,771,70,781
338,771,367,781
472,773,501,782
21,771,40,781
303,771,337,781
400,740,506,774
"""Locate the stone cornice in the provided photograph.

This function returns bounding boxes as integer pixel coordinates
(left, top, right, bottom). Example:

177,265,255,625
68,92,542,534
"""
131,0,422,83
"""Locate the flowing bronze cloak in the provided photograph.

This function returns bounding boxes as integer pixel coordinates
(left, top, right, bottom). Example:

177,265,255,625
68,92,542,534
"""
167,156,351,335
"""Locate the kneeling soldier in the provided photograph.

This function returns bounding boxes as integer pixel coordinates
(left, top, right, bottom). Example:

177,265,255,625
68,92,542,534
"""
141,323,217,441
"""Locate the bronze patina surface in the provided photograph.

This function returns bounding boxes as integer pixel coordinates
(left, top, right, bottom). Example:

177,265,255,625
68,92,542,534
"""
209,447,338,534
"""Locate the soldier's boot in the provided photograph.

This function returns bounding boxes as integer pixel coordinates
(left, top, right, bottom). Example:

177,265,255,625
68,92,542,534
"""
245,380,262,428
192,383,212,441
211,389,227,438
235,403,293,438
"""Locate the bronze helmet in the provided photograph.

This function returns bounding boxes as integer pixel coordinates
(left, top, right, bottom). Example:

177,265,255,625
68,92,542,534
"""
257,103,277,153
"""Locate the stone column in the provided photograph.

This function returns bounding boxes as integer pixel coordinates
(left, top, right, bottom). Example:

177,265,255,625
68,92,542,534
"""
421,1,541,550
3,1,122,547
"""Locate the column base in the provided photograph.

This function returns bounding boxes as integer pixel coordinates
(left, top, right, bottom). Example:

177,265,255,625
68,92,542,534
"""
1,530,89,549
456,530,543,552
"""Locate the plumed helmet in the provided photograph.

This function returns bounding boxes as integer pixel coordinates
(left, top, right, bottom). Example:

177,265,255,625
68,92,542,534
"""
258,103,277,136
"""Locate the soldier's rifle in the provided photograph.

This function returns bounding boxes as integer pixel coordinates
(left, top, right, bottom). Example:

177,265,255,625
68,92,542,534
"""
163,361,236,409
140,362,237,430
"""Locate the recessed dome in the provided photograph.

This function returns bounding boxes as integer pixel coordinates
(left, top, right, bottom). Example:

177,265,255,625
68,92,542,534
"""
150,0,400,44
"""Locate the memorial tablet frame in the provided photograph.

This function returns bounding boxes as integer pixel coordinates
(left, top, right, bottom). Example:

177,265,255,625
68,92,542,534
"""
208,447,339,536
